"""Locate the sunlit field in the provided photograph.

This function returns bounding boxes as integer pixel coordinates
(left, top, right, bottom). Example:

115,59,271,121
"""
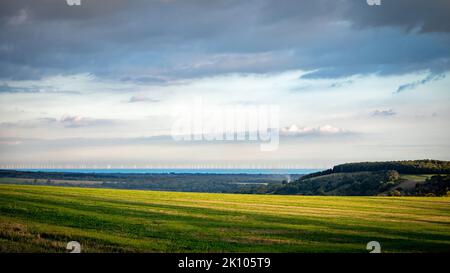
0,184,449,253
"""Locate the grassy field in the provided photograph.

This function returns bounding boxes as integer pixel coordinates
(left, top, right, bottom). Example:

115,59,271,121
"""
400,174,435,182
395,174,436,192
0,184,449,253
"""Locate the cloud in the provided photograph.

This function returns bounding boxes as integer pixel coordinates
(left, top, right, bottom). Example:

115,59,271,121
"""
0,0,449,81
329,80,353,88
0,84,40,93
128,95,160,103
343,0,450,33
0,73,136,94
7,9,28,26
372,109,396,117
59,114,112,128
37,117,58,123
0,115,113,129
120,76,168,85
0,138,22,145
396,72,446,93
280,124,351,137
261,0,450,34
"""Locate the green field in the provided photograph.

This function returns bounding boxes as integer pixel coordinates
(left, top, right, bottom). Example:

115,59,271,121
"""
400,174,435,182
0,184,449,253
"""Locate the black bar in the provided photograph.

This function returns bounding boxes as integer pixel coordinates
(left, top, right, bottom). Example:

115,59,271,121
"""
1,253,448,272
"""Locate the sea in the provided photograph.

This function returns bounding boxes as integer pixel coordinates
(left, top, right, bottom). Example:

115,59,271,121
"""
12,168,321,175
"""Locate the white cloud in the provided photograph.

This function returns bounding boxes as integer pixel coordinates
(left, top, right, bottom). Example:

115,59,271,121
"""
59,114,114,128
0,70,449,166
128,95,160,103
372,109,396,117
280,124,348,137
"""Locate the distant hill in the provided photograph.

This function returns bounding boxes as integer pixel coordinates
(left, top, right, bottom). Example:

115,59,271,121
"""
332,159,450,173
269,160,450,196
301,159,450,181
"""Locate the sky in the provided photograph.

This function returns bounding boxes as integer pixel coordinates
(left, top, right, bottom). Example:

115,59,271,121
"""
0,0,449,169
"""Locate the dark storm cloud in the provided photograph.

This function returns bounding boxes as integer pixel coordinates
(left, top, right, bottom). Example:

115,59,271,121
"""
344,0,450,33
260,0,450,33
0,0,129,22
0,0,449,81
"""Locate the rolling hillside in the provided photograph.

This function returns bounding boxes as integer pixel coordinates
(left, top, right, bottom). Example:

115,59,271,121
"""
1,184,450,253
269,160,450,196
